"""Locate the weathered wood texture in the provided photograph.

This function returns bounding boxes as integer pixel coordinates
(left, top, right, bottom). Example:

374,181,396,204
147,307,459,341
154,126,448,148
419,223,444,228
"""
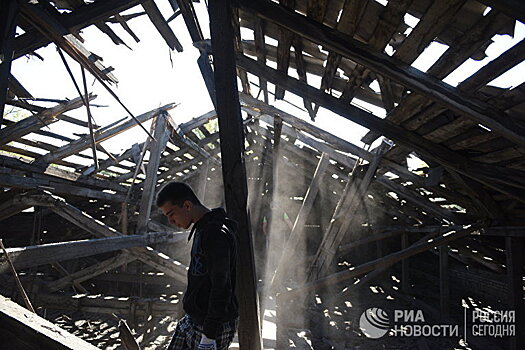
209,1,263,349
0,294,100,350
0,232,181,273
0,0,19,124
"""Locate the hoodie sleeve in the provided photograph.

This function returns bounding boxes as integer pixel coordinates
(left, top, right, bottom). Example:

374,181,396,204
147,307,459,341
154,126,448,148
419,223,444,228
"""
202,223,235,339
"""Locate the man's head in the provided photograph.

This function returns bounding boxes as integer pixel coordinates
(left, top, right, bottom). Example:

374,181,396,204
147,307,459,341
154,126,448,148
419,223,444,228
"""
156,182,203,229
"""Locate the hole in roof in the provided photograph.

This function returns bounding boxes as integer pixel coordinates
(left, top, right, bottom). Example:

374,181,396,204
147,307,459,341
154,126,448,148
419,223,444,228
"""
368,80,381,94
410,41,449,72
404,13,420,29
444,21,525,87
374,0,388,6
483,6,492,16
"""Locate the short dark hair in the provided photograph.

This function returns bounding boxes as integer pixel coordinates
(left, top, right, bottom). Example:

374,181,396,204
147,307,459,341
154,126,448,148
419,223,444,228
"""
156,182,202,207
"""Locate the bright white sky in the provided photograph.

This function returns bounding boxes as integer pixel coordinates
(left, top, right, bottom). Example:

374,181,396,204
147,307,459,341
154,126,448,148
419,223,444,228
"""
7,1,525,167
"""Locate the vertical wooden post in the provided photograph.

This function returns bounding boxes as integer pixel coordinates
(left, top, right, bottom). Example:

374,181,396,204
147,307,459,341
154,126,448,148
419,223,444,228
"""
401,232,409,291
275,293,287,350
209,1,263,349
136,113,170,233
439,245,449,319
506,236,524,350
0,0,19,124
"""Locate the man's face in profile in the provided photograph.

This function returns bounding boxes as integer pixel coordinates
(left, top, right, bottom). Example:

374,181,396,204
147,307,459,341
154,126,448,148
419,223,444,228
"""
160,200,192,229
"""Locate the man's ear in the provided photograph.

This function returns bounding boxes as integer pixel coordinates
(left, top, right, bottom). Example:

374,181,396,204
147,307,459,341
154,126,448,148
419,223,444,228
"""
184,200,193,210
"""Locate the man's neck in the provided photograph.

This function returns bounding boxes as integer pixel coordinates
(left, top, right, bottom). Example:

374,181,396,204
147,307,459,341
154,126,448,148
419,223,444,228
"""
193,205,211,224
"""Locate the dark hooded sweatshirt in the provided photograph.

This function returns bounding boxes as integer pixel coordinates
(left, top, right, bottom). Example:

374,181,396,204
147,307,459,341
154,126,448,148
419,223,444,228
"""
184,208,239,339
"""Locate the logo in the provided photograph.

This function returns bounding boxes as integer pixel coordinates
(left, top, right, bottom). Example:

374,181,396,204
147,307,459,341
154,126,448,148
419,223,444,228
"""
359,308,390,339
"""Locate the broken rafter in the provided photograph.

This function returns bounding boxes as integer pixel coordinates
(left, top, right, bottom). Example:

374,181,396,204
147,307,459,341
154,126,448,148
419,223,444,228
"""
142,0,183,52
0,95,93,145
136,114,170,233
23,192,188,286
19,1,117,84
0,232,181,274
236,55,525,201
237,0,525,148
0,295,100,350
33,104,176,167
14,0,145,59
283,223,485,300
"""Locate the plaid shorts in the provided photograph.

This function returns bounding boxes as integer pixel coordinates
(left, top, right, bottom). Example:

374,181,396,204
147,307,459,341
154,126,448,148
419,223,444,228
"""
167,314,238,350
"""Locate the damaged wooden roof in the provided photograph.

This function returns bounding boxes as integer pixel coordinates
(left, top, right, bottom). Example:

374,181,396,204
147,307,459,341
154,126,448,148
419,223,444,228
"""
1,0,524,349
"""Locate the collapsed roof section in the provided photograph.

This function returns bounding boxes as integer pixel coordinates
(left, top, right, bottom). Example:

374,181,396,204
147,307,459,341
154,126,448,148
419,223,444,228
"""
1,0,524,349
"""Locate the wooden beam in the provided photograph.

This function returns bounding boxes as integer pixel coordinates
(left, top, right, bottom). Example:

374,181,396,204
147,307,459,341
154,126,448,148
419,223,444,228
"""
14,0,144,59
209,1,262,348
136,114,170,233
306,142,388,281
236,0,525,148
283,223,483,299
236,55,525,201
473,0,525,39
0,95,93,145
24,193,188,285
37,293,184,318
19,1,118,83
0,0,19,124
439,244,450,319
271,152,330,290
34,104,176,166
0,173,127,202
142,0,183,52
46,252,137,292
0,294,100,350
0,232,180,273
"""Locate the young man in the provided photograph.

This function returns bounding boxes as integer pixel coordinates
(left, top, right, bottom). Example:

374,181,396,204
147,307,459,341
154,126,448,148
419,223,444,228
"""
157,182,238,350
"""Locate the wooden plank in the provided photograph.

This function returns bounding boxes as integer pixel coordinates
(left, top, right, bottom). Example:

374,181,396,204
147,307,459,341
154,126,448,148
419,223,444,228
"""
119,320,141,350
37,293,183,318
376,177,461,222
209,1,263,348
142,0,183,52
393,0,466,64
47,252,137,292
0,0,19,124
0,232,179,273
271,152,330,290
0,173,127,202
253,16,269,103
459,40,525,92
274,0,295,99
283,223,483,299
35,103,175,166
0,294,100,350
236,0,525,148
307,142,388,281
19,1,118,83
0,155,127,193
24,192,188,285
475,0,525,34
136,114,170,233
0,95,90,145
340,0,413,101
82,142,145,177
236,55,525,201
293,38,316,120
428,10,512,79
401,232,409,291
15,0,144,58
447,169,504,220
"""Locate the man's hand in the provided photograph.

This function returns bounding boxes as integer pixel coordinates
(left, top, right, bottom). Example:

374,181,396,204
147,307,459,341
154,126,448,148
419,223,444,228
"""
198,334,217,350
